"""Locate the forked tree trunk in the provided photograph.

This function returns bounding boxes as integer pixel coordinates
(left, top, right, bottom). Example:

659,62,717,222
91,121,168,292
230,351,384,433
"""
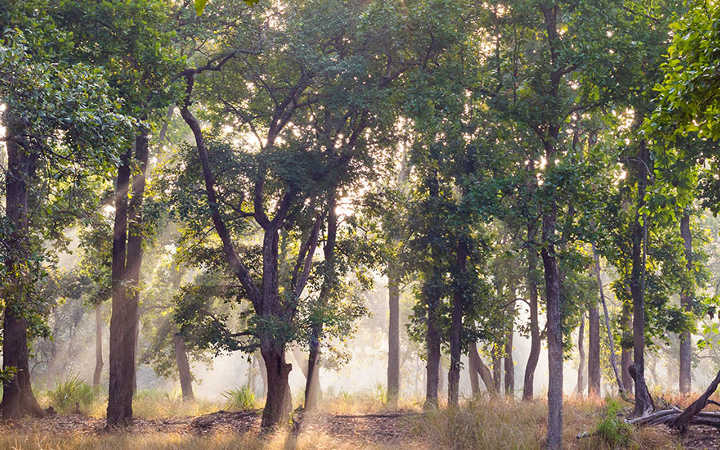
174,334,194,401
93,303,104,388
469,343,496,393
679,213,692,394
576,316,585,395
469,351,480,396
1,111,44,418
588,303,600,397
523,223,541,401
387,265,401,407
504,329,514,396
107,132,149,426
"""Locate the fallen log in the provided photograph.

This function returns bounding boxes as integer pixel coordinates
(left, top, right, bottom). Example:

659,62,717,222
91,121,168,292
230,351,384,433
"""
671,369,720,432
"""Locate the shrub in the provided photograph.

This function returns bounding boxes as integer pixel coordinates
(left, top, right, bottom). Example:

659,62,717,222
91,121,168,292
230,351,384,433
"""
595,398,632,448
48,377,95,414
222,386,256,410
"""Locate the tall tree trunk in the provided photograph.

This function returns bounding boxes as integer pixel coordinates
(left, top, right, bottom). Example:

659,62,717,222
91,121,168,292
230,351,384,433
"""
588,303,601,397
387,153,407,408
523,227,541,401
1,111,44,418
448,239,468,407
679,213,693,394
387,265,400,407
576,316,585,396
594,245,626,397
93,303,104,388
631,139,654,417
424,172,442,410
305,192,336,412
107,132,149,426
174,334,194,401
504,329,514,396
621,303,634,394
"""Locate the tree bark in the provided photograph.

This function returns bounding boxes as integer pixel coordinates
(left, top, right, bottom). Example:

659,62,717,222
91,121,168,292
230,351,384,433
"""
93,303,104,388
576,316,585,396
523,226,541,401
588,302,600,397
594,245,626,398
630,139,654,417
469,350,480,396
305,191,337,412
448,239,468,407
679,213,692,394
469,343,496,393
174,334,194,401
1,110,44,418
107,132,149,426
492,350,502,394
425,293,441,409
261,345,292,428
387,264,400,407
621,303,634,394
504,329,514,396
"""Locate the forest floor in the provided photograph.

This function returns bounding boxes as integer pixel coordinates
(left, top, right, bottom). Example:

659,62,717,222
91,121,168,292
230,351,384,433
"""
0,395,716,449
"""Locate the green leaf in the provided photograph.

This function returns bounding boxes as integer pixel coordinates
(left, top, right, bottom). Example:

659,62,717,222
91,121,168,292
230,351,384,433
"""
194,0,208,16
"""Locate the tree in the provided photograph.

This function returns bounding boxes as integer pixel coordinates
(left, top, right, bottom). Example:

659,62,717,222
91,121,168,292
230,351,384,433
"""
0,14,132,416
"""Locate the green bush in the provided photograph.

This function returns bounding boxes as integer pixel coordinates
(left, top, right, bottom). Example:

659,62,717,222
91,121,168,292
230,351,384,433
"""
595,398,632,448
48,377,95,414
222,386,255,410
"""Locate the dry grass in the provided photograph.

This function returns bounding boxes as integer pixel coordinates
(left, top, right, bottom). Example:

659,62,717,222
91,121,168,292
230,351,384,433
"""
1,393,700,449
0,431,407,450
410,395,683,450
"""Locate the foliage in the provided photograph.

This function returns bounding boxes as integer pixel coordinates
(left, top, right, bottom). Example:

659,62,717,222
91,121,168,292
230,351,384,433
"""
222,386,256,411
47,377,96,414
595,398,632,448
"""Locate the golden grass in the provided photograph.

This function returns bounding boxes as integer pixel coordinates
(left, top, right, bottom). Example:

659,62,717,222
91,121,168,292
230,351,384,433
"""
6,393,692,449
0,431,401,450
410,395,683,450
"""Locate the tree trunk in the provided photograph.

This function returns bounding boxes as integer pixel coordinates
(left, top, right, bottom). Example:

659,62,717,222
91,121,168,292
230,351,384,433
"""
679,213,692,394
469,343,496,393
107,132,149,426
523,223,541,401
425,292,441,409
588,303,601,397
631,139,653,417
174,334,194,401
492,350,502,394
93,303,104,388
1,111,44,418
621,303,634,394
260,345,292,428
387,264,400,407
576,316,585,396
469,350,480,396
448,239,468,407
305,191,336,412
504,329,514,396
